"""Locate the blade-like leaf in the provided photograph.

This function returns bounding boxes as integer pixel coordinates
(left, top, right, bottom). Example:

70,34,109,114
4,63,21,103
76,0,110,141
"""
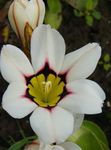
68,120,110,150
8,136,37,150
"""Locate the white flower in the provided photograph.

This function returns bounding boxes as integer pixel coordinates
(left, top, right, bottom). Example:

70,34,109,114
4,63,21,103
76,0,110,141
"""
8,0,45,45
0,25,105,144
24,140,81,150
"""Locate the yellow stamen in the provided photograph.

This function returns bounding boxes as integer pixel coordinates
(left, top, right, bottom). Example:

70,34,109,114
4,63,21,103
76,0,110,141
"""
28,73,65,107
42,81,52,94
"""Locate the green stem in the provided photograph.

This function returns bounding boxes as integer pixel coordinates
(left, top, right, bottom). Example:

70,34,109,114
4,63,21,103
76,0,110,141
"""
16,120,26,139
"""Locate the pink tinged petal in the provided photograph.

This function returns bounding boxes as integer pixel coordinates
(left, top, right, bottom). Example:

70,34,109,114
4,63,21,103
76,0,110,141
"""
31,25,65,74
60,43,101,82
0,45,34,83
2,82,37,119
30,106,74,144
24,140,40,150
60,142,82,150
58,79,106,114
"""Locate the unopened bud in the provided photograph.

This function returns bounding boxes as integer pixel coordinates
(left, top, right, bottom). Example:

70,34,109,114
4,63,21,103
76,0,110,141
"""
8,0,45,50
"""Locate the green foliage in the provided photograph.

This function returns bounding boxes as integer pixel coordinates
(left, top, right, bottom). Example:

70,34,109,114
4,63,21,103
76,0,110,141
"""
8,136,37,150
86,0,95,10
92,10,102,20
68,0,102,26
7,121,110,150
68,120,110,150
45,0,62,29
47,0,61,13
73,0,98,11
99,53,111,71
85,15,94,26
104,53,110,62
0,0,101,28
45,10,62,29
85,0,98,11
74,9,83,17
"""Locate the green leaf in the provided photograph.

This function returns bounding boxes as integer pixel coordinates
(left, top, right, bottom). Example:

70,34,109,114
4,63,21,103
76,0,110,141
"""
8,139,27,150
8,136,37,150
74,9,84,17
92,10,102,20
45,10,62,29
83,121,108,145
85,0,99,10
74,0,87,10
86,0,94,10
45,0,62,29
92,0,99,8
68,120,110,150
104,64,111,71
103,53,110,62
63,0,99,11
85,15,93,26
99,61,103,65
47,0,62,13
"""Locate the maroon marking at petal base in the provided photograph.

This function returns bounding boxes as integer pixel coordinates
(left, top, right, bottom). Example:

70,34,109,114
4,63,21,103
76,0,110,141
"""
36,62,56,77
23,62,71,109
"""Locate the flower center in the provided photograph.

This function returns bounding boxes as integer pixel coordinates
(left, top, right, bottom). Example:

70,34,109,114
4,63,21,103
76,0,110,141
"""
28,74,65,107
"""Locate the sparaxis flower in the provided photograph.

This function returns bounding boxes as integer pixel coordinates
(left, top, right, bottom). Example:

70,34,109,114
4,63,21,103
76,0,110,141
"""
0,25,105,144
8,0,45,51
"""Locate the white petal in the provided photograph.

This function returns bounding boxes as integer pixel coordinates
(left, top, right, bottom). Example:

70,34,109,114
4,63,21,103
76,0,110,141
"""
30,107,55,144
73,114,84,132
2,82,37,119
31,25,65,74
0,45,34,83
26,0,45,28
12,0,28,40
61,43,97,72
40,143,64,150
24,141,81,150
37,0,45,25
60,142,82,150
58,79,105,114
60,43,101,82
52,146,65,150
30,106,74,144
8,3,19,36
51,106,74,144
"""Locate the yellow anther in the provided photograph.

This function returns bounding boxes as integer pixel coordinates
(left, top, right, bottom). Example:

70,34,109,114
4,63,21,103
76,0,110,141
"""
42,81,52,94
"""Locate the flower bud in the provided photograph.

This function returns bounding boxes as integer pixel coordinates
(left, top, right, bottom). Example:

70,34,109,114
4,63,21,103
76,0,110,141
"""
8,0,45,48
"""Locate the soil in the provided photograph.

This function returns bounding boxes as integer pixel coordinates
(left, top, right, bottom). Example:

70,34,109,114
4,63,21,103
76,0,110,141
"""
0,0,111,149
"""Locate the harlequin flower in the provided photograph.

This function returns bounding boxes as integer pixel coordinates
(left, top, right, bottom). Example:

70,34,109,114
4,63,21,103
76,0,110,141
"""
0,25,105,144
24,140,81,150
8,0,45,47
